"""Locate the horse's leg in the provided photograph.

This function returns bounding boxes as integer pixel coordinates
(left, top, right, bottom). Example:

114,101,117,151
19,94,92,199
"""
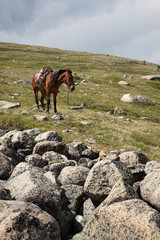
53,95,57,113
34,88,39,108
40,90,45,110
46,90,51,114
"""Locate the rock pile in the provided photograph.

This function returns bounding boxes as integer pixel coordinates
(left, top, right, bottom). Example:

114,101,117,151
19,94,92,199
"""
0,129,160,240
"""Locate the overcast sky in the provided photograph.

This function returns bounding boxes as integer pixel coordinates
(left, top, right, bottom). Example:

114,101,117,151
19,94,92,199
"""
1,0,160,64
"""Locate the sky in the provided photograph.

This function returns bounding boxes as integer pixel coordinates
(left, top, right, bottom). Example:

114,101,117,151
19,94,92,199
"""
0,0,160,64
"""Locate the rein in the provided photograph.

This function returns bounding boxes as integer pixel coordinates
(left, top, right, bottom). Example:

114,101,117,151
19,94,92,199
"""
67,87,70,108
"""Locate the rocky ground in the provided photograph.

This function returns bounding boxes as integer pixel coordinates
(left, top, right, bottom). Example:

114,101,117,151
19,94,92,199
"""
0,128,160,240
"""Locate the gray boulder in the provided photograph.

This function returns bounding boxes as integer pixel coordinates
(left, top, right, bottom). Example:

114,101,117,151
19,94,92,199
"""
42,151,68,165
119,151,148,181
0,200,61,240
104,177,139,206
61,184,85,213
49,161,77,178
121,94,153,104
0,153,14,180
119,151,148,167
0,130,18,150
25,153,47,168
145,161,160,174
140,169,160,211
11,130,35,150
83,198,97,221
58,166,89,186
0,145,18,165
0,186,11,200
84,159,133,202
81,148,99,160
35,131,62,143
5,163,61,217
70,141,88,155
73,199,160,240
67,145,81,160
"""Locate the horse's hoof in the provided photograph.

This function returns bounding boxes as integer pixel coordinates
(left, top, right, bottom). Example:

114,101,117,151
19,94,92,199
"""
46,111,50,114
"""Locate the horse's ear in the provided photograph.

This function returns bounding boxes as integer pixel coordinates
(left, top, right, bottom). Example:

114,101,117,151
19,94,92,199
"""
68,69,72,74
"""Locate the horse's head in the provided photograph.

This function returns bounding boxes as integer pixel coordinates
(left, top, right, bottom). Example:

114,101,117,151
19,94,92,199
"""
63,69,75,92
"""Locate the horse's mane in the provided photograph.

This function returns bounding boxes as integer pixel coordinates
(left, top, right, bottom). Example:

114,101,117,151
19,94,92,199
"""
51,69,72,82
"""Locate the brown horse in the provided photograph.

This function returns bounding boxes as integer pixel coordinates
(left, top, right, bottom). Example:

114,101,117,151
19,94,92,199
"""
32,68,75,113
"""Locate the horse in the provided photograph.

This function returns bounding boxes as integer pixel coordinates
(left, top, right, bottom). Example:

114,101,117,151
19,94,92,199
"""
32,68,75,113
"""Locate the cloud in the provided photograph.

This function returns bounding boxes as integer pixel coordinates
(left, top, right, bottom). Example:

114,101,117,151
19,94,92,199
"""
0,0,160,63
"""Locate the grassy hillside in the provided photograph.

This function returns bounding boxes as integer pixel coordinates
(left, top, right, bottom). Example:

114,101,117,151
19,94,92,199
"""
0,42,160,161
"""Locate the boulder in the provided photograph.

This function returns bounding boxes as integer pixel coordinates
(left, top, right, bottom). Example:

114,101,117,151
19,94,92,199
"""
67,145,81,160
0,186,11,200
70,141,88,155
83,198,97,221
61,184,86,212
23,128,40,138
25,154,47,168
145,161,160,174
0,153,14,180
81,149,99,160
84,159,133,202
0,200,61,240
73,215,86,233
42,151,68,164
0,130,18,150
78,158,92,168
73,199,160,240
121,94,153,104
104,178,139,206
5,164,61,217
119,151,148,181
0,145,18,164
58,166,89,186
33,141,68,156
35,131,62,143
140,169,160,211
11,130,35,150
49,161,77,178
119,151,148,167
141,75,160,81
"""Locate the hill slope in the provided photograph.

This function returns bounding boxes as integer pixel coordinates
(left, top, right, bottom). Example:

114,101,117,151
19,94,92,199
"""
0,42,160,160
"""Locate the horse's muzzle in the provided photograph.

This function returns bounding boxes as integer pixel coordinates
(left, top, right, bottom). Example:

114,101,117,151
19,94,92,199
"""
70,87,75,92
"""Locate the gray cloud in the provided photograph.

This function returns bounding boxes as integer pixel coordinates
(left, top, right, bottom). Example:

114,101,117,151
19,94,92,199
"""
0,0,160,63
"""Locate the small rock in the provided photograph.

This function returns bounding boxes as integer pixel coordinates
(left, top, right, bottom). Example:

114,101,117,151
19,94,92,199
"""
80,121,92,125
121,94,153,104
118,81,130,86
34,115,48,121
0,100,21,109
14,80,32,85
32,108,42,112
85,138,96,144
51,114,64,120
114,107,127,115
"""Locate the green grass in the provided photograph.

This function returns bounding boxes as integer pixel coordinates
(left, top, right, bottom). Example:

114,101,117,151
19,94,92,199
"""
0,42,160,161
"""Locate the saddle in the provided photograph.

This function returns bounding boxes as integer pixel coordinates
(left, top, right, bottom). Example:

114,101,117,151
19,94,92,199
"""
36,67,53,83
